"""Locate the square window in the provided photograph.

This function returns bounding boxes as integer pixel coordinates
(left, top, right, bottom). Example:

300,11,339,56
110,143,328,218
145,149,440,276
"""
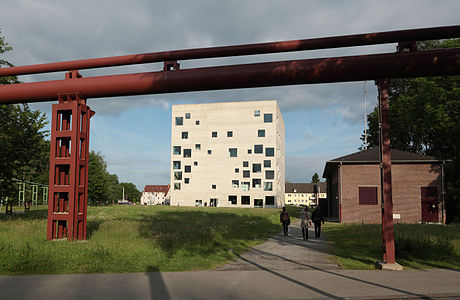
196,120,200,125
242,195,250,204
229,148,237,157
264,113,273,123
258,129,265,137
195,200,202,206
264,182,273,191
232,180,239,188
242,182,250,192
185,113,191,119
173,161,181,170
183,149,191,158
265,147,274,157
212,131,217,138
248,149,252,154
212,184,216,189
265,170,274,179
228,195,237,205
359,187,378,205
254,110,260,117
265,196,275,205
185,165,191,173
252,179,261,188
254,199,263,208
175,117,183,126
243,161,249,167
252,163,261,173
208,150,212,155
174,183,181,190
264,160,271,168
195,144,201,150
235,168,239,173
173,146,181,155
254,144,263,154
174,171,182,180
182,132,188,139
194,161,198,166
227,131,233,137
243,170,250,178
184,178,190,184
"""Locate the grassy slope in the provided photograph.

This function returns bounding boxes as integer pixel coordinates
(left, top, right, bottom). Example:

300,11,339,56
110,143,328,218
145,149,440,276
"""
324,223,460,270
0,205,284,275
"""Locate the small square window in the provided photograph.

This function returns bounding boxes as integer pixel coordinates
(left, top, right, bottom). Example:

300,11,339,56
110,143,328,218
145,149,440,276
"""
243,161,249,167
208,150,212,155
232,180,239,188
185,165,191,173
235,168,239,173
195,200,202,206
174,171,182,180
243,170,250,178
242,195,250,204
242,183,250,192
194,161,198,166
184,178,190,184
229,148,237,157
258,129,265,137
359,187,378,205
182,132,188,139
252,163,261,173
264,160,271,168
264,113,273,123
254,144,263,154
174,183,181,190
173,161,181,170
248,149,252,154
254,110,260,116
212,184,216,189
227,131,233,137
265,147,274,157
196,120,200,125
173,146,181,155
175,117,183,126
264,182,273,191
252,179,261,188
183,149,191,158
185,113,191,119
228,195,237,205
212,131,217,138
195,144,201,150
265,170,274,179
265,196,275,205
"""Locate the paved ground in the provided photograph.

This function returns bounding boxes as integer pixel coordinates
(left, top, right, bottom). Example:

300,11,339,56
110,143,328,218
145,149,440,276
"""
1,221,459,299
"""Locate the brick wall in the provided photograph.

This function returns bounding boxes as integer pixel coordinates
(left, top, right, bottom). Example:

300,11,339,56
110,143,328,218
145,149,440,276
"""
339,163,442,224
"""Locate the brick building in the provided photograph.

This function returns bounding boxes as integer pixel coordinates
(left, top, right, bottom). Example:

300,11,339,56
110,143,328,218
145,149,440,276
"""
322,147,446,224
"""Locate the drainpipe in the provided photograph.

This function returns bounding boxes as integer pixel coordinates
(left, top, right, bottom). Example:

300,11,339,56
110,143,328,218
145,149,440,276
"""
339,162,343,223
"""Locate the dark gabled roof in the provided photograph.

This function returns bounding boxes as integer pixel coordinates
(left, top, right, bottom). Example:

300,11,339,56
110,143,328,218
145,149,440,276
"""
143,185,170,196
285,182,326,193
323,147,444,178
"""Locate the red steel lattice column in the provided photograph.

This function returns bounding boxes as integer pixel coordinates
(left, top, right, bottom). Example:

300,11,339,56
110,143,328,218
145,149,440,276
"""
46,72,94,240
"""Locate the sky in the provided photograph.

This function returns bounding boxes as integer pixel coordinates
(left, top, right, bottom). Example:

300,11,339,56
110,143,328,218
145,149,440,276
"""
1,1,459,190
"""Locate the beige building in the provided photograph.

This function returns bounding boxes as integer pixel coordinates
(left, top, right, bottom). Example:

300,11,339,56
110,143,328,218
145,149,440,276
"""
285,182,327,207
170,100,285,208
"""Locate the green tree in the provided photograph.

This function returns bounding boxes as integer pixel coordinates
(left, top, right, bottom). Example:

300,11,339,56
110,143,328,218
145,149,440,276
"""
311,172,320,183
0,28,18,85
362,39,460,222
88,151,110,205
120,182,140,203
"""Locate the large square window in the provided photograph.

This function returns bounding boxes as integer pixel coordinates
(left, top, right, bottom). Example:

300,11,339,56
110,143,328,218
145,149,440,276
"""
359,187,378,205
182,132,188,139
175,117,183,126
254,144,263,154
232,180,239,188
252,163,261,173
173,146,181,155
241,182,250,192
265,147,274,157
212,131,217,138
265,170,274,179
229,148,237,157
252,179,261,188
264,160,271,168
183,149,191,158
228,195,237,205
195,200,202,206
243,170,250,178
265,196,275,205
173,161,181,170
185,165,191,173
241,195,250,205
254,199,263,208
174,171,182,180
264,113,273,123
243,161,249,167
227,131,233,137
258,129,265,137
264,182,273,191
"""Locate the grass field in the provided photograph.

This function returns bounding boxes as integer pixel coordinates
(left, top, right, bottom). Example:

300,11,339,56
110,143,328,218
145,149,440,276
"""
324,222,460,270
0,205,285,275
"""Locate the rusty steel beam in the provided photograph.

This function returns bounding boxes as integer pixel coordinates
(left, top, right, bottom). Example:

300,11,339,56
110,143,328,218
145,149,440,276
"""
1,48,459,104
1,25,459,77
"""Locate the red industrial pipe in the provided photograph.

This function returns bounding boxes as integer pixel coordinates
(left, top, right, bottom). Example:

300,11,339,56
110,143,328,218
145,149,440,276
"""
0,48,458,104
0,25,459,76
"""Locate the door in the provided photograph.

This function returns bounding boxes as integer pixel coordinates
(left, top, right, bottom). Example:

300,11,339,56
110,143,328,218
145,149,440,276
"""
421,187,438,223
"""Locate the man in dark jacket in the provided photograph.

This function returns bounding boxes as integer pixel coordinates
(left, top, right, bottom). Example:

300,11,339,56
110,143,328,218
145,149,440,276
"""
280,207,290,237
311,207,324,238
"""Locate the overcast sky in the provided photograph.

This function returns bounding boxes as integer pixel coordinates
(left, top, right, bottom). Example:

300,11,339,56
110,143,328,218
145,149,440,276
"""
1,0,459,190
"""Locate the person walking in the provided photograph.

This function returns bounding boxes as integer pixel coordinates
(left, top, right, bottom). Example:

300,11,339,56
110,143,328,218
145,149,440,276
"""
312,206,324,238
280,207,290,237
299,207,311,240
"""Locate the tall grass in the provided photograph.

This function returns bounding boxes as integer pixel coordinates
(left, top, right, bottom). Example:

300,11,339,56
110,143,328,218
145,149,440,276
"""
0,205,283,275
324,222,460,270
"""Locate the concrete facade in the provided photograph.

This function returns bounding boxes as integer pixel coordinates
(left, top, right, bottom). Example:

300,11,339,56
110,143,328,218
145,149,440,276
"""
170,100,285,208
285,182,327,206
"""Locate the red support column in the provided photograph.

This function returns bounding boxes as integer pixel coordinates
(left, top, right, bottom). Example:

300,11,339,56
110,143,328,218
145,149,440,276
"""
376,79,396,264
46,71,95,240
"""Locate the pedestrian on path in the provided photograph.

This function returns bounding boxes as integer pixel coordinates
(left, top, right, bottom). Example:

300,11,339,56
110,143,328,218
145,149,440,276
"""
299,207,311,240
280,207,290,237
312,207,324,238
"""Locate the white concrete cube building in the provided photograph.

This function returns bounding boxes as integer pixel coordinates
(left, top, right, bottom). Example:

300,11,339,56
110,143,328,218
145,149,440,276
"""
170,100,285,208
